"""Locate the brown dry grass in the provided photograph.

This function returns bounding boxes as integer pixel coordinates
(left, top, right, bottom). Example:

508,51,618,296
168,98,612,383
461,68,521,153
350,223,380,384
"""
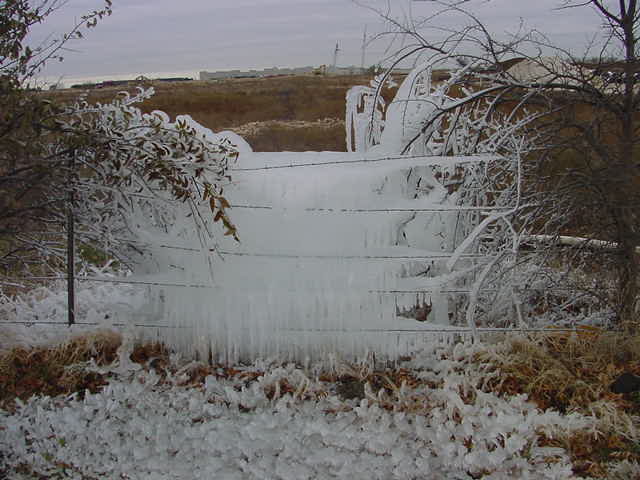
244,123,346,151
0,331,173,411
44,75,384,151
144,76,371,127
0,330,121,409
475,329,640,477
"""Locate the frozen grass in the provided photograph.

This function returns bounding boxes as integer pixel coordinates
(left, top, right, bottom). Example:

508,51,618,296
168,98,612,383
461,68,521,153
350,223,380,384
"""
0,265,145,407
474,331,640,477
0,273,145,352
476,329,640,412
1,321,640,477
0,336,602,479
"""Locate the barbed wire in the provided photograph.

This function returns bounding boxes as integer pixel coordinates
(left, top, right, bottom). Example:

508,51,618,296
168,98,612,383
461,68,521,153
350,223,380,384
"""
231,153,500,172
0,319,592,334
372,286,594,294
229,204,512,213
3,275,608,298
277,327,587,334
216,251,487,260
6,276,214,289
0,231,67,236
0,320,190,328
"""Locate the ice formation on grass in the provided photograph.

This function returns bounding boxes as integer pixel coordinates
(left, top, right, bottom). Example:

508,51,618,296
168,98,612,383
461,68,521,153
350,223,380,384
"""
0,340,595,479
0,264,145,352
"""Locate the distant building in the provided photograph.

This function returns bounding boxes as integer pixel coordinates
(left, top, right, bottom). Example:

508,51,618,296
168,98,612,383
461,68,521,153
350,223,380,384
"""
198,65,415,81
324,65,363,76
155,77,193,83
199,66,315,81
503,57,576,84
471,57,584,87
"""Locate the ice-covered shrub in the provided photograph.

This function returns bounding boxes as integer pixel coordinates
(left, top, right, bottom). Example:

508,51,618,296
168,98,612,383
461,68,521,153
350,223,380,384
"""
54,87,240,269
345,57,539,332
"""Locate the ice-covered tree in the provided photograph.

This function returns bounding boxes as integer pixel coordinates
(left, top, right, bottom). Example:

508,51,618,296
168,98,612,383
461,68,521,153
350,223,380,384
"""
530,0,640,329
349,0,640,329
346,45,538,327
1,0,112,274
0,1,238,281
52,89,239,268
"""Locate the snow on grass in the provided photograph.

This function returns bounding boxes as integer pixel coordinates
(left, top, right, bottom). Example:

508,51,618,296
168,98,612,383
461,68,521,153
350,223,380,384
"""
1,338,598,479
0,265,145,352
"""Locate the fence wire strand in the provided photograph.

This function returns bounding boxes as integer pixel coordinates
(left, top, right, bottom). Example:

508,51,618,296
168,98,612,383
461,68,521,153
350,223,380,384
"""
0,318,582,334
229,204,512,213
230,153,499,171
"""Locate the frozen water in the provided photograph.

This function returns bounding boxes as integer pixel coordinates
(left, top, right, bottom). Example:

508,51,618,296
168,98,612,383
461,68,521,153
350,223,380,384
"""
130,150,512,363
0,341,591,479
111,63,524,363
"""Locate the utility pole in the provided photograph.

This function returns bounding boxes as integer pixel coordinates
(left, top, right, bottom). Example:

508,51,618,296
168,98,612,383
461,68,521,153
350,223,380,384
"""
332,42,340,72
360,25,367,73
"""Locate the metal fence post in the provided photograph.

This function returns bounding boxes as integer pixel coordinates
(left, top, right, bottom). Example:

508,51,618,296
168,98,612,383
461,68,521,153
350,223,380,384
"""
67,152,75,325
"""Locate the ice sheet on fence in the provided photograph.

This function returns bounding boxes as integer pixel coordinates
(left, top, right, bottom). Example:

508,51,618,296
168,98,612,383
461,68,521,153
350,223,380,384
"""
229,152,501,211
134,150,483,361
145,285,455,363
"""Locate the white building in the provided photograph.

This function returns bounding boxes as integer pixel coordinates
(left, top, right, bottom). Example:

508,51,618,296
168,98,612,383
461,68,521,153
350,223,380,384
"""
199,66,315,81
505,57,582,86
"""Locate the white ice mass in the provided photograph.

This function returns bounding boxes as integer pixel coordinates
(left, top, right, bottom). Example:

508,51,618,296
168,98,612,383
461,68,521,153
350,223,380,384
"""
81,61,528,363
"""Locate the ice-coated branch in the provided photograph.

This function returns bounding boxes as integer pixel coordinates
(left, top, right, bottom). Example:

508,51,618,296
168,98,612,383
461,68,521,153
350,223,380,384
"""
49,88,240,272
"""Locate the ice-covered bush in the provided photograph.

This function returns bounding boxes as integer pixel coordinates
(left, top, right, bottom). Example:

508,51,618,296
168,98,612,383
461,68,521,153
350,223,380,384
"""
345,56,538,331
54,88,240,269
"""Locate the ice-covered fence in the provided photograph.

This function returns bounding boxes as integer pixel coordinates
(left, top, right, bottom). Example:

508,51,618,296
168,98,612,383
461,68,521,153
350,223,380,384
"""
131,148,520,363
85,60,528,362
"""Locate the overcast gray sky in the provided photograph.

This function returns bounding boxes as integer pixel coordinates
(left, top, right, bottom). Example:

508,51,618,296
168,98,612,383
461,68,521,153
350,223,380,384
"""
28,0,605,86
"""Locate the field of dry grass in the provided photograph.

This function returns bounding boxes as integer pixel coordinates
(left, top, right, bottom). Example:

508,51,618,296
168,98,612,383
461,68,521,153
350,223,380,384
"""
477,329,640,477
47,75,383,151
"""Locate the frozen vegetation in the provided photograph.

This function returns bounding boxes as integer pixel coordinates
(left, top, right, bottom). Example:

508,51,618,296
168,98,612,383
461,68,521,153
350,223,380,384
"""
0,42,634,480
0,344,595,480
1,247,635,480
90,59,534,363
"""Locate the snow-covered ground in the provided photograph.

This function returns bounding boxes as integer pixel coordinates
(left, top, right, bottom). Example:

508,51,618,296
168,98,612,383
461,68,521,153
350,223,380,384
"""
0,276,636,479
1,340,593,480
